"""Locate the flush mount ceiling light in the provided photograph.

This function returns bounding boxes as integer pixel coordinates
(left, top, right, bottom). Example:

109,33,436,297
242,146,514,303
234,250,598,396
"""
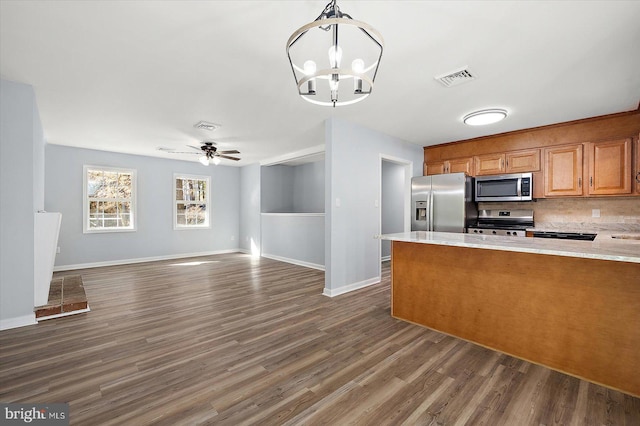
463,109,508,126
286,0,384,107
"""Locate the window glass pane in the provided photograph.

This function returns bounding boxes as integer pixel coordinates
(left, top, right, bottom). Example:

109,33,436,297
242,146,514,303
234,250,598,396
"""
87,171,102,198
85,167,135,232
174,175,208,228
118,173,132,198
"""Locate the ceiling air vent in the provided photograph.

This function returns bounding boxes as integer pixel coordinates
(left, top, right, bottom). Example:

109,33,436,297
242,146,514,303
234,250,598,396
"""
435,67,475,87
194,121,220,132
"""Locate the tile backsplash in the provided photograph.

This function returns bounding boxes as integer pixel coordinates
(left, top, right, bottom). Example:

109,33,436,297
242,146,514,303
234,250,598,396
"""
479,197,640,232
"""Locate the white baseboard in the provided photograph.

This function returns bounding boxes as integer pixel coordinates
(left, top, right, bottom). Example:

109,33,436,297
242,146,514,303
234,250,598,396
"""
53,249,241,272
260,253,325,271
323,276,381,297
381,255,391,262
0,313,37,331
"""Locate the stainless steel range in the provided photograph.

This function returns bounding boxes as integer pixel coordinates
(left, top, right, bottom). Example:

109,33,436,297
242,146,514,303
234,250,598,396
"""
467,209,534,237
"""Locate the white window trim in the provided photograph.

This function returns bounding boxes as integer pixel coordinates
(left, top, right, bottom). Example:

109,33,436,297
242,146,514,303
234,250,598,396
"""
173,173,211,230
83,165,137,234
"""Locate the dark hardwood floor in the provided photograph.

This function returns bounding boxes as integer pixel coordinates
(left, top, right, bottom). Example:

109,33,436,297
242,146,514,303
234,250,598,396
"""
1,253,638,425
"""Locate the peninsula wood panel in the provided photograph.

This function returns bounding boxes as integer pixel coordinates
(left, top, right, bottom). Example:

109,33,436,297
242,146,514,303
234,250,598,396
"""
391,241,640,397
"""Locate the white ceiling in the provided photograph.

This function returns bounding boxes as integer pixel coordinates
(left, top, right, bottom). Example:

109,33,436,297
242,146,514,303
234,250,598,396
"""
1,1,639,166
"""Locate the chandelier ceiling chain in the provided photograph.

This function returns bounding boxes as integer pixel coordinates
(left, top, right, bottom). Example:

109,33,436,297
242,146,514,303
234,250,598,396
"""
286,0,384,107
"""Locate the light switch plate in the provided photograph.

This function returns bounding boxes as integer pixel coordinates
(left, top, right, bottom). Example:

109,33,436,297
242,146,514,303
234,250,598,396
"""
592,209,600,218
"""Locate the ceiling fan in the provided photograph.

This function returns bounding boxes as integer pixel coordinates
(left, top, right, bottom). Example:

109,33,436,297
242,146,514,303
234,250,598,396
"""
160,142,241,165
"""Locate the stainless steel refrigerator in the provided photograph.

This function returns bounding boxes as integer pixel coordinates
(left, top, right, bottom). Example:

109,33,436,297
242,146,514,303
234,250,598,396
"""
411,173,477,232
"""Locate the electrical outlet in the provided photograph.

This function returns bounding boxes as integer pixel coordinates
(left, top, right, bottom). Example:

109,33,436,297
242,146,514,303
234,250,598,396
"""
592,209,600,218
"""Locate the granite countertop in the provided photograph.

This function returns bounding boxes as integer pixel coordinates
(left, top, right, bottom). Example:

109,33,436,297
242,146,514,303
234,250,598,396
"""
379,231,640,264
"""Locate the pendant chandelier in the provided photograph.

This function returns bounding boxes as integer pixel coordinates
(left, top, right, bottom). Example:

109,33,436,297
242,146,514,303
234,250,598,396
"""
286,0,384,107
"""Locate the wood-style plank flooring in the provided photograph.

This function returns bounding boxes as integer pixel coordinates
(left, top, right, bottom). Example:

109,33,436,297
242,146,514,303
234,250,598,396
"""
1,253,639,425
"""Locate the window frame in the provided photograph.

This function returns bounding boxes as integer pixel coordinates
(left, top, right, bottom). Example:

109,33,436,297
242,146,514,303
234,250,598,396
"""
173,173,211,230
83,165,137,234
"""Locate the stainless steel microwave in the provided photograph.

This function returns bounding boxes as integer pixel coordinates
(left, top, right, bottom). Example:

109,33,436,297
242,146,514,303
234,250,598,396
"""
475,172,532,202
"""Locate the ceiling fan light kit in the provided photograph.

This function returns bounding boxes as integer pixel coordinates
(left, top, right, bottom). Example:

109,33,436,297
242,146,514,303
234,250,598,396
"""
162,141,241,165
286,0,384,107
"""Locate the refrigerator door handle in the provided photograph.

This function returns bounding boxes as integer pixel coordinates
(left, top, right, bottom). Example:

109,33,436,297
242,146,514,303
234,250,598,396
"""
429,190,434,231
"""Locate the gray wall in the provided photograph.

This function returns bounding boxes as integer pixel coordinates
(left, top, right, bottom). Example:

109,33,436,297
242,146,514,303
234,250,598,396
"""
260,165,294,213
325,118,423,295
381,161,405,259
293,160,325,213
0,79,44,328
239,163,261,254
261,161,325,213
261,214,324,268
45,145,240,268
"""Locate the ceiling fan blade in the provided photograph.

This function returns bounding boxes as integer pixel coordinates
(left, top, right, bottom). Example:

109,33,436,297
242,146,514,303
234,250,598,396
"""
217,150,240,155
187,145,204,151
168,151,200,155
217,155,241,161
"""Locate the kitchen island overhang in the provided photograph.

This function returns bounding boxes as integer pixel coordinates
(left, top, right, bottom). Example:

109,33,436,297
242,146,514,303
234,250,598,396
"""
381,231,640,397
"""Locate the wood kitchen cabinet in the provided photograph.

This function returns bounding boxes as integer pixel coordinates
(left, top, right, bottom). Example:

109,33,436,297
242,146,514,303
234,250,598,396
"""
587,138,632,195
425,157,473,176
474,149,540,176
505,149,540,173
474,153,504,176
635,136,640,194
544,144,584,197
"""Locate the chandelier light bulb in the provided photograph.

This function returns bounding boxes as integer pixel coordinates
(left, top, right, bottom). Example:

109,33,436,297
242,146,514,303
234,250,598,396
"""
303,60,317,75
199,155,210,166
351,58,365,73
328,45,343,68
212,157,221,166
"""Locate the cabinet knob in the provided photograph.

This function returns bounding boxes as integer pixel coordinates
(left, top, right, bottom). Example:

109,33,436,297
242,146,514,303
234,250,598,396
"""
590,176,593,187
578,177,582,187
636,172,640,184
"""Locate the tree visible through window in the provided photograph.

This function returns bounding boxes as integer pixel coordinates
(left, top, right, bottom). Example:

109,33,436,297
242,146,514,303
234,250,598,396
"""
175,174,210,229
84,166,136,232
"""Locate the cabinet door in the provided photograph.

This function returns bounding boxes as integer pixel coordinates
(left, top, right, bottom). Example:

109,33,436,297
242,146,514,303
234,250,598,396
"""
587,138,631,195
506,149,540,173
544,144,584,196
474,153,505,176
635,136,640,194
447,157,474,175
426,161,446,176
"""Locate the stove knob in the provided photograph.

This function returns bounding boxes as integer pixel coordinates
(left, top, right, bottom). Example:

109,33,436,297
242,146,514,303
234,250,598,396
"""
492,231,497,234
479,230,483,233
506,231,512,235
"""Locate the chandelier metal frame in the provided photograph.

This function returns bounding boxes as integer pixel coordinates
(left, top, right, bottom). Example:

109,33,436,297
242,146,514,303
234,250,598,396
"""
286,0,384,107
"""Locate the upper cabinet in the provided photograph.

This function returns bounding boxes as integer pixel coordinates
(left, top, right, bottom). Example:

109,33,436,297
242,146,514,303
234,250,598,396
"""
636,136,640,194
543,139,632,197
505,149,540,173
587,138,632,195
544,144,584,197
426,157,473,176
474,153,504,176
475,149,540,176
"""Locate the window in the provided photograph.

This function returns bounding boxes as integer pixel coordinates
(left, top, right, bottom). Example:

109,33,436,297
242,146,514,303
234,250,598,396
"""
83,166,136,233
174,174,210,229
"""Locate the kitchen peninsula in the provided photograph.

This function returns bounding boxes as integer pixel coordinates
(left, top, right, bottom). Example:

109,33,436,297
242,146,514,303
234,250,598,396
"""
380,231,640,397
